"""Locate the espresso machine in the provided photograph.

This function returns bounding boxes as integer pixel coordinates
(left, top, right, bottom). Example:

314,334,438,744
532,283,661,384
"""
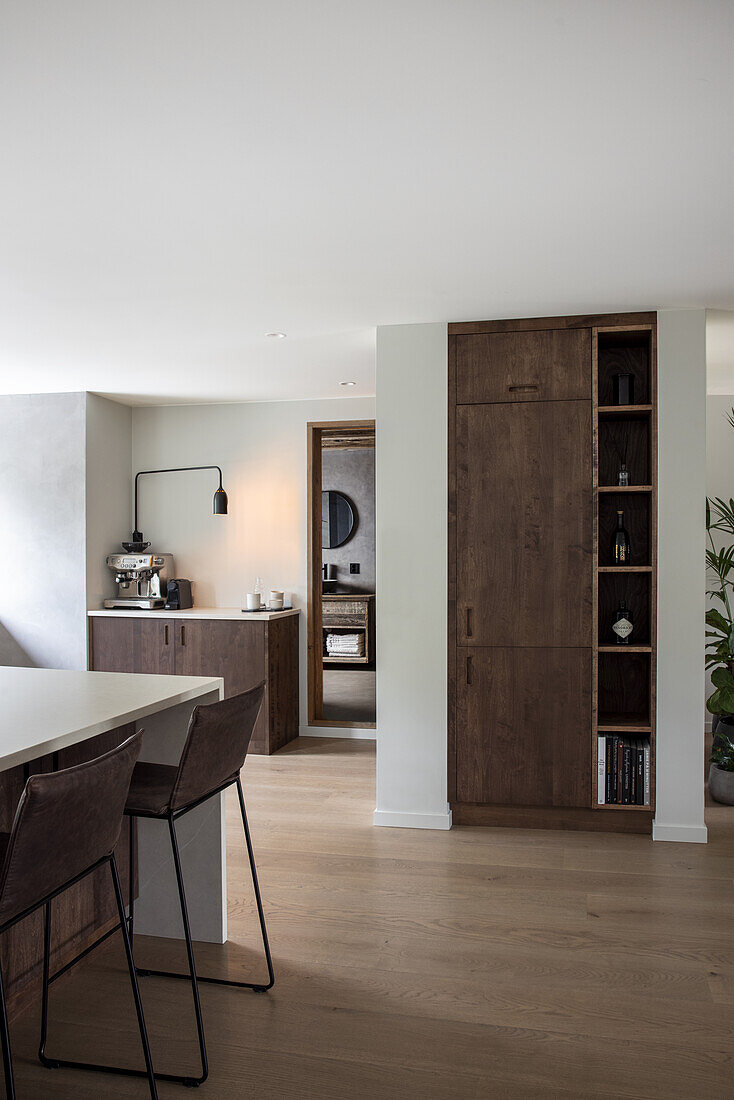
104,553,175,610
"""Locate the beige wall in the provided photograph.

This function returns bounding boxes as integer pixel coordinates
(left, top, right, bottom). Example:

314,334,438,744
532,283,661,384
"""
132,396,375,732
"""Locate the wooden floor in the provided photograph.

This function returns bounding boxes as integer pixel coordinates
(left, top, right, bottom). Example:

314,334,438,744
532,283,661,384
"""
7,737,734,1099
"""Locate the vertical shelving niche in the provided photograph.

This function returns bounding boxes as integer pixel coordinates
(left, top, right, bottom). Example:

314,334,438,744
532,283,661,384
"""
593,326,657,814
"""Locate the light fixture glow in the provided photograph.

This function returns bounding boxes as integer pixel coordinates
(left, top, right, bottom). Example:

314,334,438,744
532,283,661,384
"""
340,381,357,386
265,331,287,339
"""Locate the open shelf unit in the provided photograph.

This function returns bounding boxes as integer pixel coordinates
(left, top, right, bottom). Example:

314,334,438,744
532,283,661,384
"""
592,324,657,817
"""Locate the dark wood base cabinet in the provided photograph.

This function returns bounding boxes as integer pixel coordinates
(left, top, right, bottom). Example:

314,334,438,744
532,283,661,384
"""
449,312,657,835
89,613,299,755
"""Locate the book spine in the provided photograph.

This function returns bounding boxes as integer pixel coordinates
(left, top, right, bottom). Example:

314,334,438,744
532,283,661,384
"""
597,736,606,804
622,743,632,805
636,741,644,805
606,736,613,804
644,742,651,806
616,737,624,804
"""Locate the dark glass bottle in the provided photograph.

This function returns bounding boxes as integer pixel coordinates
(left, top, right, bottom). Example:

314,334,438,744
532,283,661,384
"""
611,509,630,564
612,599,633,644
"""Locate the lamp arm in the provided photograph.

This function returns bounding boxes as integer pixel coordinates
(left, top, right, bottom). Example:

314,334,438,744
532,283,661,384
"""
133,465,224,537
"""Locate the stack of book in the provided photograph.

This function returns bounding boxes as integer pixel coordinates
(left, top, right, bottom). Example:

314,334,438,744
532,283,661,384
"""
597,735,651,806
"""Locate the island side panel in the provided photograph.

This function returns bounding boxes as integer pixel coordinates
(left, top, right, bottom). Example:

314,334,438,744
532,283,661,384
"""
133,689,227,944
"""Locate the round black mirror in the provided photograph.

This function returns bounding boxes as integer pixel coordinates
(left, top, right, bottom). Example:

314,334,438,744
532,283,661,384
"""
322,490,356,548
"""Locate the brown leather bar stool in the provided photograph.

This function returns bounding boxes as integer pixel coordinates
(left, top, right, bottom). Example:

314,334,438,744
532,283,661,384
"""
125,682,273,1088
0,732,157,1100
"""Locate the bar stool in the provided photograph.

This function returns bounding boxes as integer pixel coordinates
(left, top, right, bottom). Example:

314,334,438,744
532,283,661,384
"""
125,682,272,1088
0,732,157,1099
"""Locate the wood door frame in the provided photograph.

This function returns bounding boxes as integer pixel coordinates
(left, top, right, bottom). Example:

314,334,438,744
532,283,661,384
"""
307,420,376,729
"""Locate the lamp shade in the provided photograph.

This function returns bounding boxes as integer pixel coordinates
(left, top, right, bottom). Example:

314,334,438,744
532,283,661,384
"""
213,486,228,515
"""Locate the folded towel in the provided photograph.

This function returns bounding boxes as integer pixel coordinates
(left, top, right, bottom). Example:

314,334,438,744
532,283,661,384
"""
326,632,364,655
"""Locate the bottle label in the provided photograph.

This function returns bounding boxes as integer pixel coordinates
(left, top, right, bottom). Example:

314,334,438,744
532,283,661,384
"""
613,617,633,639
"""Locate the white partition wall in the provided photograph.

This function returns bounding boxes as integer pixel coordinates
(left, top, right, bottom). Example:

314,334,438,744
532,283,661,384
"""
374,323,451,829
654,310,708,842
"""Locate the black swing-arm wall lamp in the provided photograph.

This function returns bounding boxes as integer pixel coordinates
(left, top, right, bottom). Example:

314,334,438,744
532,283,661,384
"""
127,465,228,550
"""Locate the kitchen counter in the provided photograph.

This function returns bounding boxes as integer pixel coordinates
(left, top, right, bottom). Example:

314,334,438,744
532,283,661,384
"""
89,605,299,621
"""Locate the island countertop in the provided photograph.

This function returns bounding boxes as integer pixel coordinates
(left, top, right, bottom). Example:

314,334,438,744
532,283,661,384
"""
0,665,223,770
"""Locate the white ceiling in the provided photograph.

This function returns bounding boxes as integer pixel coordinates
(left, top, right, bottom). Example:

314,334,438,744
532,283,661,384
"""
1,1,733,405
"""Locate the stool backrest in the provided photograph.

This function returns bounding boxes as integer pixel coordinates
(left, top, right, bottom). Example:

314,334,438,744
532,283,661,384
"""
0,732,142,926
170,683,265,811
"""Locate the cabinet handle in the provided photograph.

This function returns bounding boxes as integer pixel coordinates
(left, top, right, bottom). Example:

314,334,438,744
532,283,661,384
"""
508,383,539,393
164,624,169,646
180,624,186,646
466,655,473,686
466,607,473,638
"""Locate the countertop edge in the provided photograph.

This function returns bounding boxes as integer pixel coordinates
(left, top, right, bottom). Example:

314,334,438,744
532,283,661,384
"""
0,673,223,771
88,607,300,621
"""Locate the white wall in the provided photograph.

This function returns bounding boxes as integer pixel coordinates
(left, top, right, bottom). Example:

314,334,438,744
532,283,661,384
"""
374,323,450,829
0,393,88,670
705,393,734,727
654,310,707,842
131,396,375,732
85,394,132,617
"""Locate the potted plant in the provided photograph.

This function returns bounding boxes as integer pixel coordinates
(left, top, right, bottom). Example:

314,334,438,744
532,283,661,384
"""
709,723,734,803
706,417,734,803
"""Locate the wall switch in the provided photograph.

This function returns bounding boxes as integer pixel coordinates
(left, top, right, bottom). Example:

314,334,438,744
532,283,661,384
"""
349,563,360,574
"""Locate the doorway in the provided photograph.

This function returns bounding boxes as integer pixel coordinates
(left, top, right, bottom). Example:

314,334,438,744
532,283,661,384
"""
307,420,376,730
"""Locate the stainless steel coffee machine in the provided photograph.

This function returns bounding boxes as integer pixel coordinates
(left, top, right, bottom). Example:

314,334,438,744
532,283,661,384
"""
104,553,175,610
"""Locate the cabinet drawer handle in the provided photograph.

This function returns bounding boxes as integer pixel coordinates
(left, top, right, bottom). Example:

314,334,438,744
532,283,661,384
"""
180,624,186,646
466,655,473,686
466,607,473,638
508,383,539,393
164,624,169,645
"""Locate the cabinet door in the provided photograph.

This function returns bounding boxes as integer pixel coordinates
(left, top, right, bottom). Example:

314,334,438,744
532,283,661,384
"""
174,619,265,697
456,400,592,648
454,329,590,404
90,617,175,674
456,647,591,807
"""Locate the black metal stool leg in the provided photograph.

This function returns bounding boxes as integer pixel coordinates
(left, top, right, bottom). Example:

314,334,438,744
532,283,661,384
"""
236,778,274,992
111,855,158,1099
38,856,167,1096
128,813,136,938
166,815,208,1086
136,783,275,993
0,959,15,1100
38,902,56,1068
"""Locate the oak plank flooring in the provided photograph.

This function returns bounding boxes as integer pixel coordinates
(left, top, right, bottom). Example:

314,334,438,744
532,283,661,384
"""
6,737,734,1098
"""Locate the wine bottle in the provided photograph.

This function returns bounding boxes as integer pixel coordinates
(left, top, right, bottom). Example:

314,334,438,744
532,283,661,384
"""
611,509,630,564
612,599,633,644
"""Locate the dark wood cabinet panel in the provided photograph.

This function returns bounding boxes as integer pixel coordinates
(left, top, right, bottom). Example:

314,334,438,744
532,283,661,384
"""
455,329,591,404
173,618,269,749
90,615,175,675
455,399,592,647
456,647,591,808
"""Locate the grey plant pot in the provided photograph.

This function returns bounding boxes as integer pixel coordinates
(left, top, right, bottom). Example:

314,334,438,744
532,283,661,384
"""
709,763,734,805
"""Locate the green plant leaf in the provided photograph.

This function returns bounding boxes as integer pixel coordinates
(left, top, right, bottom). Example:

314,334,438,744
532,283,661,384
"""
706,609,730,633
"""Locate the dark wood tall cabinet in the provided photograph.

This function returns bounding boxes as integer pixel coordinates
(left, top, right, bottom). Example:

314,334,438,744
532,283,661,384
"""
449,313,657,834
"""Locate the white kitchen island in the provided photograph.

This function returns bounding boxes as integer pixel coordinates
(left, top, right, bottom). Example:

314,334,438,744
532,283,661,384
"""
0,666,227,1011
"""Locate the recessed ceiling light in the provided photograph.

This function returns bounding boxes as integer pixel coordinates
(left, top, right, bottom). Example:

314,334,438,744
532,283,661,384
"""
340,381,357,386
265,331,287,339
